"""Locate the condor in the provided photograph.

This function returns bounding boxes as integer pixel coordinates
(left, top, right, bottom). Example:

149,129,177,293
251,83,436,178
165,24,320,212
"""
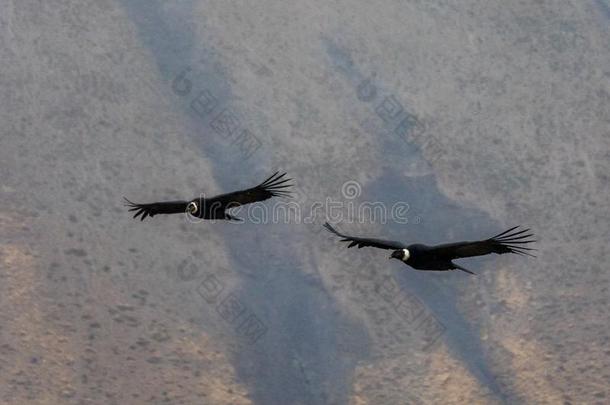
323,223,535,275
124,172,291,221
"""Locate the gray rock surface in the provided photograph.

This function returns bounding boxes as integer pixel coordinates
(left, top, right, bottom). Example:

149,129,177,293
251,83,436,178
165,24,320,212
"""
1,1,608,404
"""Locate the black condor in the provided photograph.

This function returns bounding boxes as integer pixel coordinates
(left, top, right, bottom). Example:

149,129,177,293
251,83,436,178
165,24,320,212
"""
124,172,292,221
323,223,535,275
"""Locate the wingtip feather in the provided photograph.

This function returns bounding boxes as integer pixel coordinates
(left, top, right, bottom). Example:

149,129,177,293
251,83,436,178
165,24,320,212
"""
260,171,293,199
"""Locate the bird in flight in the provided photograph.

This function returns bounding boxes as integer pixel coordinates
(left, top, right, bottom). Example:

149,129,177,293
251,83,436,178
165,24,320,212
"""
323,223,535,275
124,172,292,221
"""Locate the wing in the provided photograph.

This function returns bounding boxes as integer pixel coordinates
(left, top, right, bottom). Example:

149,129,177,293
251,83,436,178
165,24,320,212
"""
123,197,188,221
323,222,407,250
206,171,292,209
429,226,536,259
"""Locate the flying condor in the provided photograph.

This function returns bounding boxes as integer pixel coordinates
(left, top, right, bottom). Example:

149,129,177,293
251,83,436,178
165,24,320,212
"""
124,172,292,221
323,223,536,275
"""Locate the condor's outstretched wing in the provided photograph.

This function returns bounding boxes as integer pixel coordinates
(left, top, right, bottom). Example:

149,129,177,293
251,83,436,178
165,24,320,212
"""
206,171,292,209
323,222,407,250
430,226,536,259
123,198,188,221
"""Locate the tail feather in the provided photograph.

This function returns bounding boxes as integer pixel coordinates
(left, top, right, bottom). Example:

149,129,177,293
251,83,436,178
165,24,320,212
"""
224,213,243,222
453,263,476,275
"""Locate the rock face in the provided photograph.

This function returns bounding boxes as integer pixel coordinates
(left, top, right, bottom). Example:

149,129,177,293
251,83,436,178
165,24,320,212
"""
1,1,608,404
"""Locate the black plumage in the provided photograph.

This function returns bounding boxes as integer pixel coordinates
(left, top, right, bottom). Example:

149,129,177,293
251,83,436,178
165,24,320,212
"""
323,223,536,275
124,172,292,221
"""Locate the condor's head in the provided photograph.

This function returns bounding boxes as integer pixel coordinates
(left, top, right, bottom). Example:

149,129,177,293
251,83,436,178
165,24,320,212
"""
390,249,410,262
186,201,199,215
